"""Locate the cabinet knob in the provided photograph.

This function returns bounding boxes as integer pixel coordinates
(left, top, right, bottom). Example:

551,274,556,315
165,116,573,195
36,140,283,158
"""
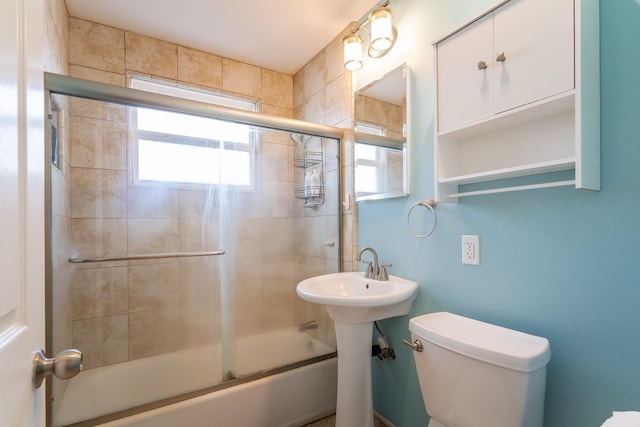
477,60,487,70
496,51,506,62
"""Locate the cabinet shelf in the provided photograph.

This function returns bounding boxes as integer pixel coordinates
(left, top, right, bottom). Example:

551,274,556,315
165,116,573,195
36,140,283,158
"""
433,0,600,202
437,91,575,140
438,157,576,186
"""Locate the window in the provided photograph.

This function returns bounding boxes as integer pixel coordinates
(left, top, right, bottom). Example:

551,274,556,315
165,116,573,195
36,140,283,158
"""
355,122,386,195
130,77,257,187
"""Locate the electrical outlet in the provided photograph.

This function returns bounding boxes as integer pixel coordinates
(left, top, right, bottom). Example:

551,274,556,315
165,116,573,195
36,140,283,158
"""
462,235,480,265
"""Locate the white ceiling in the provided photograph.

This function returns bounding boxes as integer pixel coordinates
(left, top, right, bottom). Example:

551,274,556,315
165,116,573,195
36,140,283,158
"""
65,0,377,75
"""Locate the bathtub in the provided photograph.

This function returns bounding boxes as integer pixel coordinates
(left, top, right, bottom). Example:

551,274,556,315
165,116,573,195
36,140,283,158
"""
54,328,337,426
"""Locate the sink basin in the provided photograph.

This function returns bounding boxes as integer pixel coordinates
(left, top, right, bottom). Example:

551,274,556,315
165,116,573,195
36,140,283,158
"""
297,271,418,426
296,271,418,323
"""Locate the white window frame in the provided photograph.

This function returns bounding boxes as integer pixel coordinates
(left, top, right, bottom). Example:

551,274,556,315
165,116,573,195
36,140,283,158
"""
129,76,258,189
355,122,387,196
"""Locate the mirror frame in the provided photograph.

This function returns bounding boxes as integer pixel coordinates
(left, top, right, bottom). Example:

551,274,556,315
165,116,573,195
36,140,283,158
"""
354,64,410,201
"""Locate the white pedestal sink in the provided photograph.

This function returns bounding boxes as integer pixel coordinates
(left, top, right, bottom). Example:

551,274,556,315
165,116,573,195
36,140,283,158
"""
296,272,418,427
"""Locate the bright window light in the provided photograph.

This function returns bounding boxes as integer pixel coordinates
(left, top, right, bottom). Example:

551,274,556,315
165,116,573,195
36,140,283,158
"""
129,76,257,187
355,165,378,193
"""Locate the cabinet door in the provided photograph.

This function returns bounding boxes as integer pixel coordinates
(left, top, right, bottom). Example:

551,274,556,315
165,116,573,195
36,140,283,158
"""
493,0,574,113
436,13,494,133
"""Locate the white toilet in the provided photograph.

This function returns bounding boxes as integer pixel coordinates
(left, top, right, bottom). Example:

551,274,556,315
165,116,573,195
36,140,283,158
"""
408,312,551,427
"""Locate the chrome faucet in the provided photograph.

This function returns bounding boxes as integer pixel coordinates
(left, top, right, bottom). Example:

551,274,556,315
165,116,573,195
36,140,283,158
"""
357,246,391,280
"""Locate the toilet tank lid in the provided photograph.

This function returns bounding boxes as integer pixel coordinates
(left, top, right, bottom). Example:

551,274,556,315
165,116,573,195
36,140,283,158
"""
409,312,551,372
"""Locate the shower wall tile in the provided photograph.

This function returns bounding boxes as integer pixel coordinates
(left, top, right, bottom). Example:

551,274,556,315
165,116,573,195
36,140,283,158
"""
71,266,128,320
325,72,352,127
222,59,261,99
261,141,293,183
262,181,294,219
235,219,264,258
69,97,128,123
179,217,221,252
301,89,326,125
262,218,295,257
180,258,222,345
324,170,339,216
127,218,180,255
70,168,127,218
235,260,264,336
262,254,296,293
71,218,127,259
293,70,305,110
262,69,293,109
325,215,339,261
177,46,223,90
44,0,68,75
129,308,183,359
128,262,180,312
388,104,404,134
125,32,178,80
236,191,262,219
127,187,179,219
46,0,68,60
179,190,209,218
70,116,126,170
69,18,125,74
73,314,128,370
262,290,295,331
301,216,327,258
260,104,293,121
303,52,326,100
69,64,126,87
324,139,340,173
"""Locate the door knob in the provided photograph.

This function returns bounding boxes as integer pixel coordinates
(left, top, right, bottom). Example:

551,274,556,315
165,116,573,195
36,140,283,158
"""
32,348,83,388
496,51,506,62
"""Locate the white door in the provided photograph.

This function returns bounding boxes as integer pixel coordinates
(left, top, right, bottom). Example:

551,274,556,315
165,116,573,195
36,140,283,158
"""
0,0,46,425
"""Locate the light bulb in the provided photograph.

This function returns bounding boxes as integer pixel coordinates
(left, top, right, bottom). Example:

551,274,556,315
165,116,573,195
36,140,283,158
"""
343,34,363,71
370,8,393,52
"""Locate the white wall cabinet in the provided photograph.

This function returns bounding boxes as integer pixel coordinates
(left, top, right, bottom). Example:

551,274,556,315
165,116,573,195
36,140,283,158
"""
434,0,600,201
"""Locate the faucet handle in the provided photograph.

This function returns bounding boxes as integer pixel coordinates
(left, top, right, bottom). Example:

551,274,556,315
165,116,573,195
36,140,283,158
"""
379,263,392,281
363,262,374,279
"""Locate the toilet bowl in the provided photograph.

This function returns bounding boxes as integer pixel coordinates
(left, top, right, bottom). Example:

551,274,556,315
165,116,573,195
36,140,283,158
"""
408,312,551,427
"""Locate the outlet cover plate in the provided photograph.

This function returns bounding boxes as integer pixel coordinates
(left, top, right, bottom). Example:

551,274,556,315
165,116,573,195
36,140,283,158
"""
462,235,480,265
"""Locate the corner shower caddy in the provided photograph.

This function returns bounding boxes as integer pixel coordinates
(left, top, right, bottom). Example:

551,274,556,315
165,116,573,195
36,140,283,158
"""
294,138,325,208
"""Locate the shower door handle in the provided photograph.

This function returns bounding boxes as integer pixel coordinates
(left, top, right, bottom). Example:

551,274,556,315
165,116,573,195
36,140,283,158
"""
32,348,83,388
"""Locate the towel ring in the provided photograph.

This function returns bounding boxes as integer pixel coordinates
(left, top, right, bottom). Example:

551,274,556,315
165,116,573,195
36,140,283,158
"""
407,198,437,238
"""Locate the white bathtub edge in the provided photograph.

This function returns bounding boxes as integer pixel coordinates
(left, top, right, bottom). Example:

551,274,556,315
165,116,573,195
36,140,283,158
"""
98,358,338,427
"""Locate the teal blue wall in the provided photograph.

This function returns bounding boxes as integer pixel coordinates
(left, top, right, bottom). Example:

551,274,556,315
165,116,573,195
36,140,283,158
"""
358,1,640,426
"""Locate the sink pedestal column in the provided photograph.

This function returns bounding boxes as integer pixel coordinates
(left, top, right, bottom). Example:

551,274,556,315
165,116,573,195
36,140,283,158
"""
334,321,374,427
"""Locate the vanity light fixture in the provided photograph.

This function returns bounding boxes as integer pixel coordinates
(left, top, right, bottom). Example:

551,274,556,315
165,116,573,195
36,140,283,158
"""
343,0,398,71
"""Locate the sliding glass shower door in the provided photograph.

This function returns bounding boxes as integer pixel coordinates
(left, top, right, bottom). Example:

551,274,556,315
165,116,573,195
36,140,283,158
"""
46,75,340,426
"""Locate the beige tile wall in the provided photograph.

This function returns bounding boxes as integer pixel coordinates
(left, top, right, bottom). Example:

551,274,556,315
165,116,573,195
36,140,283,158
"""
292,27,357,345
355,95,405,140
63,16,346,368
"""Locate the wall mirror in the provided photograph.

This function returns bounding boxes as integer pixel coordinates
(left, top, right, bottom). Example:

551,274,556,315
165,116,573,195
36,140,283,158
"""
354,64,410,201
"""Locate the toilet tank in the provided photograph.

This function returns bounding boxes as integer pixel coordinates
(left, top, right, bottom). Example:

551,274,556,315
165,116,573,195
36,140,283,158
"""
409,312,551,427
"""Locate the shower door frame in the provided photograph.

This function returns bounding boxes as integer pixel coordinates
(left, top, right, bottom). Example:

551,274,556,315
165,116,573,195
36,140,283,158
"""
44,72,344,426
